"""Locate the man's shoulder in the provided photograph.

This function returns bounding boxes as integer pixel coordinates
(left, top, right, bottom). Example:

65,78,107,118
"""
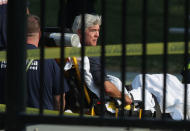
45,59,57,64
44,59,60,70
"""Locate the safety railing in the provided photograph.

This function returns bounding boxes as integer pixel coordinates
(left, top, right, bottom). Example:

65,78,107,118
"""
0,0,190,130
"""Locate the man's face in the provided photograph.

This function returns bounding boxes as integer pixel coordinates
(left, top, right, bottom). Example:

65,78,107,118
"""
78,24,100,46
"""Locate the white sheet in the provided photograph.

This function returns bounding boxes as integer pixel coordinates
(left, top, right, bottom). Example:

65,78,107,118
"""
131,74,190,120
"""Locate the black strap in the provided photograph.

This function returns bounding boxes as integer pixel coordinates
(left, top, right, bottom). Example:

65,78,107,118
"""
152,94,162,119
125,85,133,91
129,93,134,102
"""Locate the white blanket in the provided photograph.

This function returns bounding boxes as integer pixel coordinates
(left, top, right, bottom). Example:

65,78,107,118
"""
131,74,190,120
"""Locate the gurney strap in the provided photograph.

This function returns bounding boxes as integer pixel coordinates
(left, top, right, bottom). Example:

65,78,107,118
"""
152,94,162,118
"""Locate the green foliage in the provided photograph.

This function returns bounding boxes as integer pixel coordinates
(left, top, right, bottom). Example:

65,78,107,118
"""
29,0,186,43
29,0,59,26
106,55,184,73
29,0,186,73
96,0,185,44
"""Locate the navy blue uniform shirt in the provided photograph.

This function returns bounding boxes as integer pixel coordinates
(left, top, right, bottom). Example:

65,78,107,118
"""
0,44,69,110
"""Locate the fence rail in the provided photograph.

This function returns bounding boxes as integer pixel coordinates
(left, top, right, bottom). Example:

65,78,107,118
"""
0,0,189,130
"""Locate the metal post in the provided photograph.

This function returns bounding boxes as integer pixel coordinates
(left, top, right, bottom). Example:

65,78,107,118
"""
5,0,26,130
142,0,148,116
39,0,46,115
121,0,127,117
59,0,66,115
100,0,106,117
183,0,189,120
163,0,169,116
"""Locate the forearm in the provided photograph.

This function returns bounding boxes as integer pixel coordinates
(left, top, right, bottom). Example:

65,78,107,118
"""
54,94,65,111
104,81,132,105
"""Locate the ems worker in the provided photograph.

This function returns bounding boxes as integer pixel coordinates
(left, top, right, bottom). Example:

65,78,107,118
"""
0,14,69,111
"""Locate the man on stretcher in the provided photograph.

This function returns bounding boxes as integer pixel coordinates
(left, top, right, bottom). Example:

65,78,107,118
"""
81,55,190,120
64,13,190,120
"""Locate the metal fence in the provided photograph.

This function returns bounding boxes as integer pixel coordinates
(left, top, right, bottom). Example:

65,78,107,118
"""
1,0,190,130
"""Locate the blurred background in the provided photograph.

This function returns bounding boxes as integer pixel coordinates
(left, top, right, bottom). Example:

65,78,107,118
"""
29,0,187,82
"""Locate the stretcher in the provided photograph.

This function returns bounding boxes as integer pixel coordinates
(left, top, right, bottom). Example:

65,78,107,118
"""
64,57,166,119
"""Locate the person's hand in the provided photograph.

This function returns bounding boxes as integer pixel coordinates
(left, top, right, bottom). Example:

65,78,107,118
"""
125,95,132,105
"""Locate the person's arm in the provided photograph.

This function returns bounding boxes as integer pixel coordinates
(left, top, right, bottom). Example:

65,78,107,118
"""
104,81,132,105
89,57,132,105
52,59,69,111
54,93,66,111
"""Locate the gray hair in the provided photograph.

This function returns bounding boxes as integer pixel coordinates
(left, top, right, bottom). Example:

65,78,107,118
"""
72,14,101,33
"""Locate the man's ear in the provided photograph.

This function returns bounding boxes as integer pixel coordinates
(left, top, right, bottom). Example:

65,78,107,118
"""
77,30,81,37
